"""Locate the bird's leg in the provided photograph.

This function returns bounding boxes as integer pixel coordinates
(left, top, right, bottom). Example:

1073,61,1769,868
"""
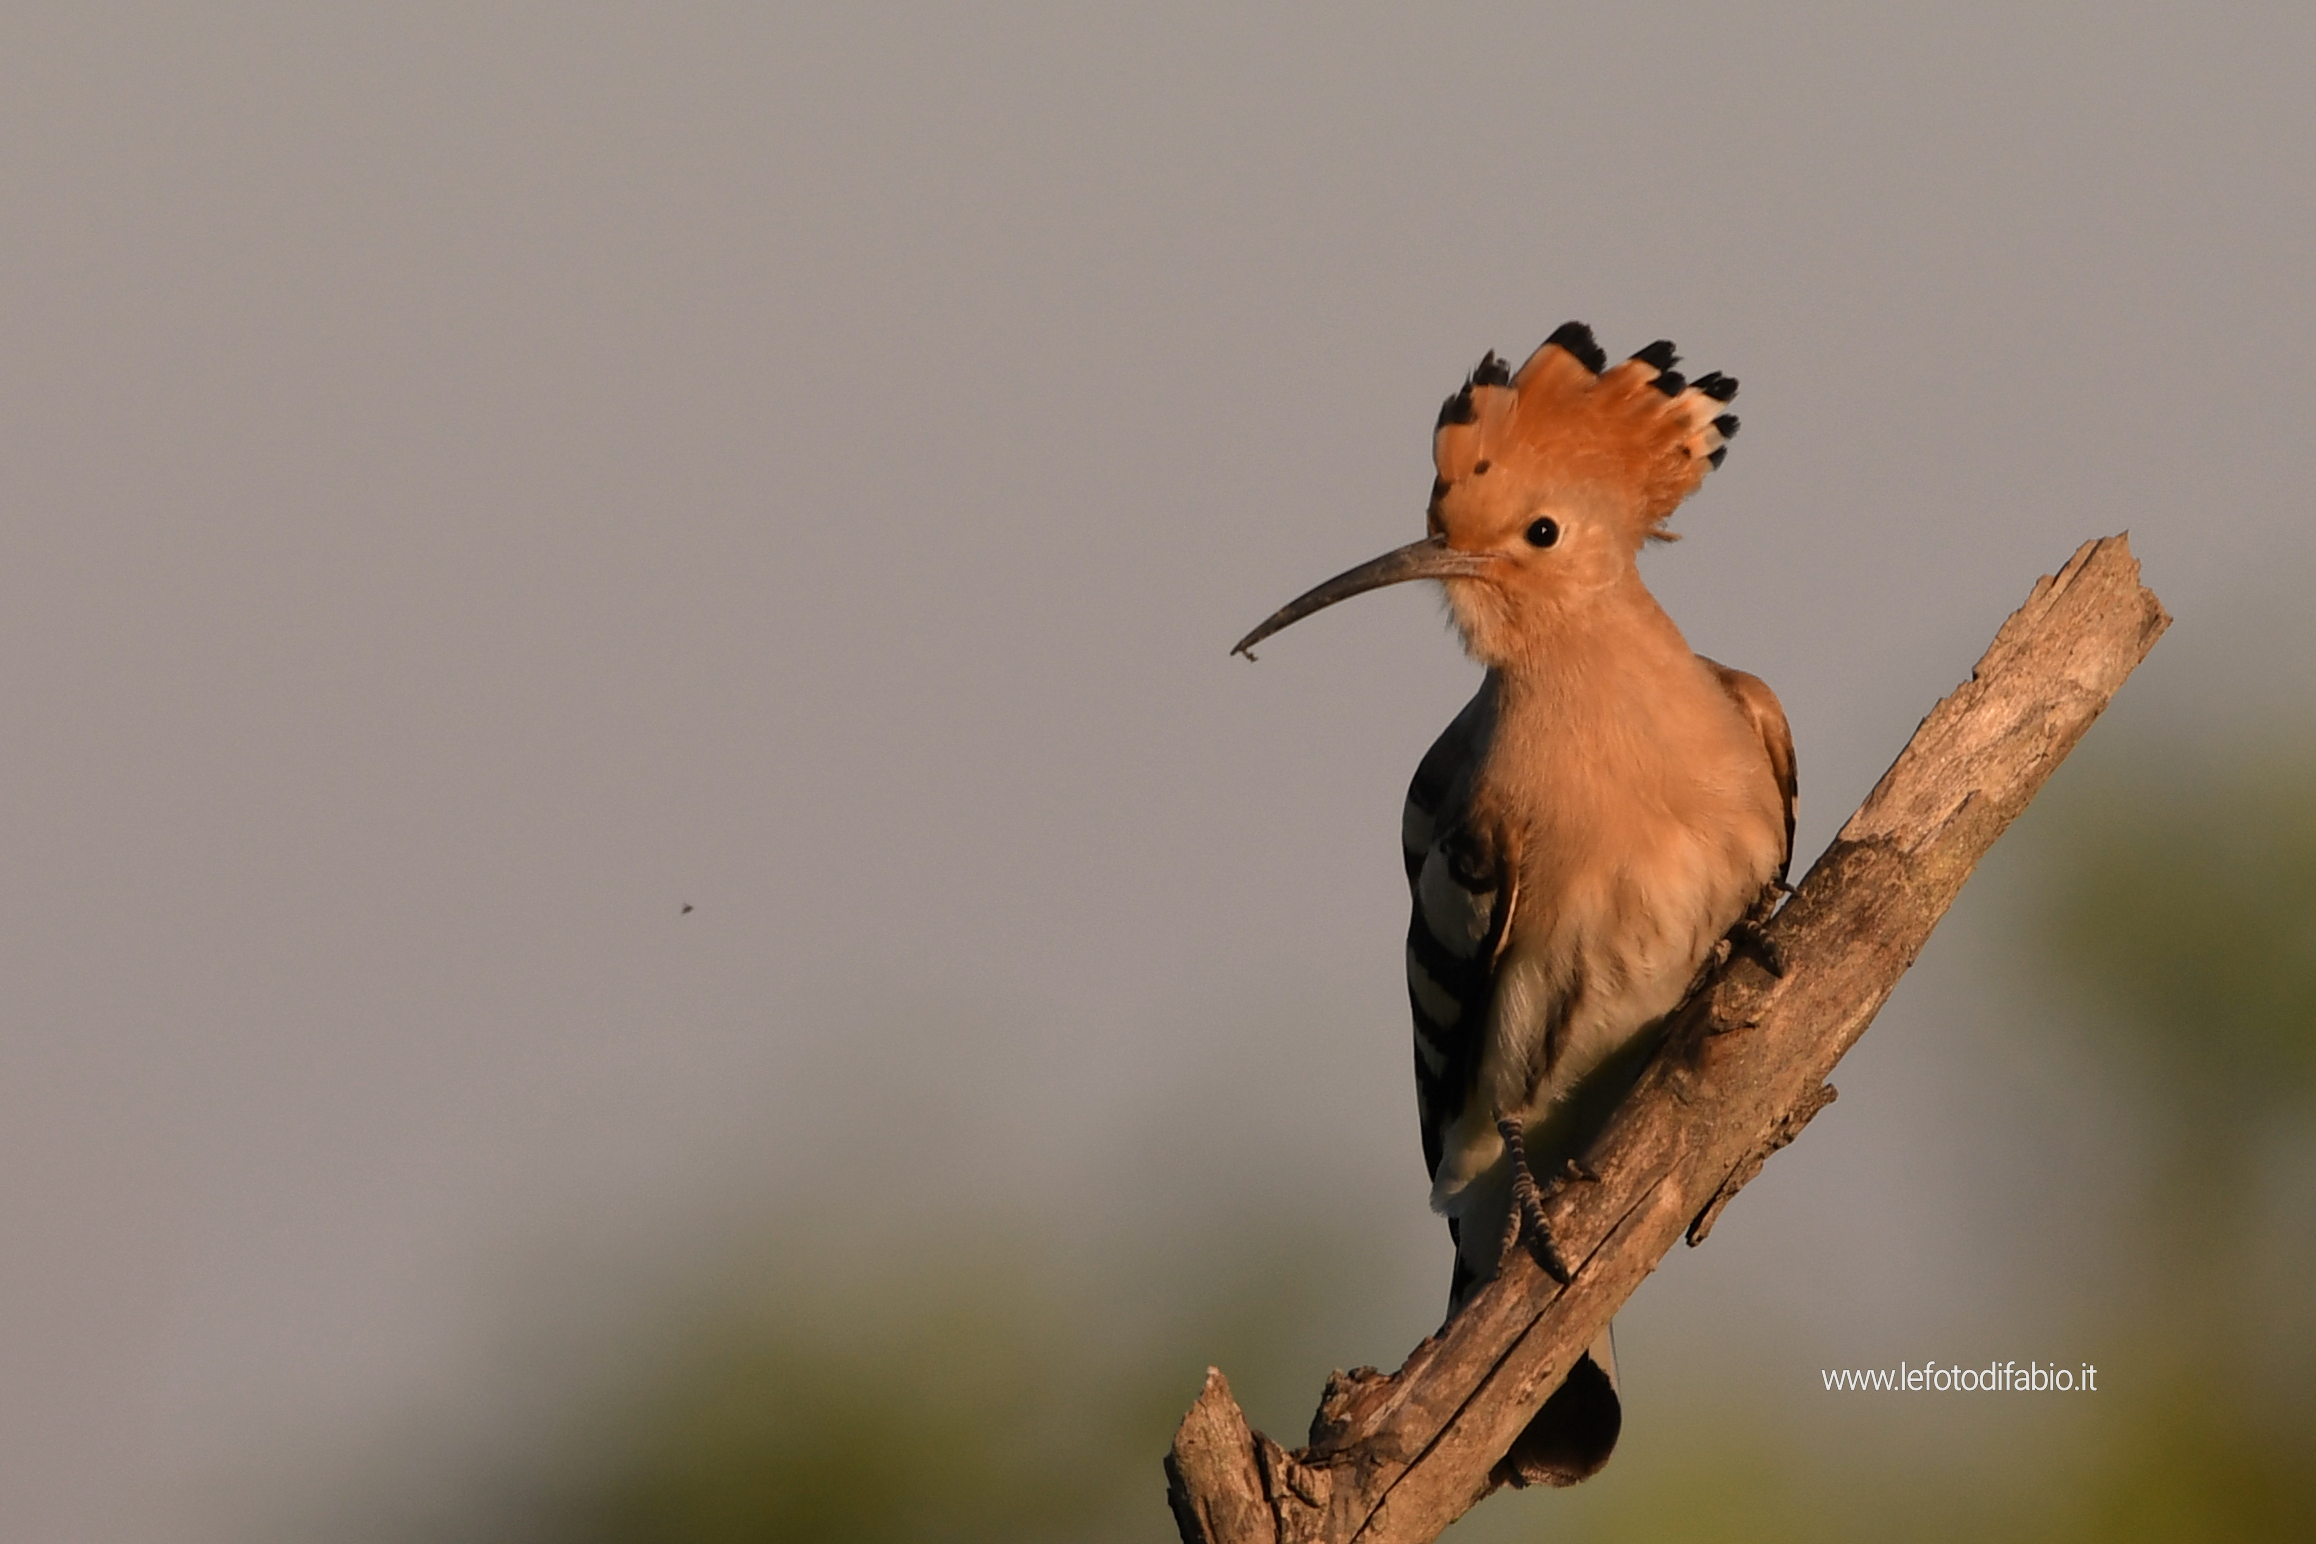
1498,1117,1572,1284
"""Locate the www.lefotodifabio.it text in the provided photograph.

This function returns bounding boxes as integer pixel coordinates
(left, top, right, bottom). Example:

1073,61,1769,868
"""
1820,1362,2099,1392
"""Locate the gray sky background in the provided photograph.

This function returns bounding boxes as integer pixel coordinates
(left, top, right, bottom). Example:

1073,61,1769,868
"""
5,5,2312,1540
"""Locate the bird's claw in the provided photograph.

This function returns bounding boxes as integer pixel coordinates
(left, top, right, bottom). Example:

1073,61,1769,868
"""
1727,919,1787,978
1498,1118,1573,1283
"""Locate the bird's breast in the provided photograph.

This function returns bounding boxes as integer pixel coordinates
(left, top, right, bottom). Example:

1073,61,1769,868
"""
1427,727,1781,1203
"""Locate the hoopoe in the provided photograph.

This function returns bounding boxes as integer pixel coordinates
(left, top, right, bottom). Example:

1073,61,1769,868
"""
1234,322,1795,1487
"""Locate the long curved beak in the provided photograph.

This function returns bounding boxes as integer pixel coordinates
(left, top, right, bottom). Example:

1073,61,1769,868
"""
1231,536,1498,659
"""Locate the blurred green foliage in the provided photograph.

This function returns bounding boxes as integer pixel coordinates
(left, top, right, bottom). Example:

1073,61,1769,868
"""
527,1260,1146,1544
2010,744,2316,1543
2035,748,2316,1116
439,1227,1384,1544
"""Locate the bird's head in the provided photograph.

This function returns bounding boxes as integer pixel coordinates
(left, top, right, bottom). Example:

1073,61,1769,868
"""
1232,322,1740,667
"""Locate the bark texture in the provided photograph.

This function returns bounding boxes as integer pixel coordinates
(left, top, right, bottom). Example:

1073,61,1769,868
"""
1169,535,2170,1544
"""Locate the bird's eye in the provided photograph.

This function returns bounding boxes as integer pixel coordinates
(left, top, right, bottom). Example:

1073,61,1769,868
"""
1525,517,1561,549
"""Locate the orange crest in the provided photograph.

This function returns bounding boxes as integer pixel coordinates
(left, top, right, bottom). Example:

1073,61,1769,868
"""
1430,322,1739,548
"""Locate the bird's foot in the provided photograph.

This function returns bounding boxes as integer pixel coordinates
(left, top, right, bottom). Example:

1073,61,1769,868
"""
1498,1118,1572,1284
1726,918,1787,978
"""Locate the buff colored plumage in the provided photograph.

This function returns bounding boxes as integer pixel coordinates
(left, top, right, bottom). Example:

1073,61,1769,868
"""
1235,321,1794,1488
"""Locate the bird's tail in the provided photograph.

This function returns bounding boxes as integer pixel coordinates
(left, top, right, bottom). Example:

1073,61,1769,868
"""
1495,1323,1622,1488
1446,1235,1623,1486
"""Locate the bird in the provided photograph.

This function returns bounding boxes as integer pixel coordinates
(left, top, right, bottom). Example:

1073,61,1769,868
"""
1232,321,1795,1487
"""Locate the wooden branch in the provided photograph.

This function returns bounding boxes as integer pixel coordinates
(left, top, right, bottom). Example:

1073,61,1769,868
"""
1169,535,2170,1544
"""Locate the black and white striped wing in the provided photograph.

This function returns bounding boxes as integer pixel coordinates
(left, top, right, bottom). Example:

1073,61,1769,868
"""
1398,687,1512,1192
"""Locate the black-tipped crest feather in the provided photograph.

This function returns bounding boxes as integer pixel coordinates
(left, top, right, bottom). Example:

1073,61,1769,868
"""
1542,321,1607,375
1692,370,1739,402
